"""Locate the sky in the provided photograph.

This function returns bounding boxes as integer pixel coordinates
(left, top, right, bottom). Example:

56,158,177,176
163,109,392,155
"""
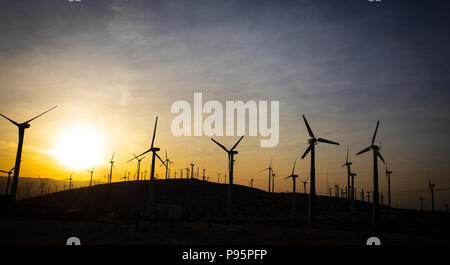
0,0,450,210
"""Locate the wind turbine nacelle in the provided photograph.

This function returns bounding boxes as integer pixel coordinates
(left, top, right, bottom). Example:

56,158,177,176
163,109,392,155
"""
307,138,316,144
21,123,31,129
151,147,160,152
230,150,238,155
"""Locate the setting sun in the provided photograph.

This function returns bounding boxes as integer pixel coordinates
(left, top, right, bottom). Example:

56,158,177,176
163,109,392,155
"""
52,126,105,170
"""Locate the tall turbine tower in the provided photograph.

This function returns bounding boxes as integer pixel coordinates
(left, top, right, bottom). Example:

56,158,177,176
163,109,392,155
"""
88,168,94,187
210,135,244,220
0,106,57,199
130,117,167,217
300,115,340,227
356,121,385,230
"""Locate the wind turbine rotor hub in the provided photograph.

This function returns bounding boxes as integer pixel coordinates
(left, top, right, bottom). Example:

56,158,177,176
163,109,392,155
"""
151,147,160,152
308,138,316,144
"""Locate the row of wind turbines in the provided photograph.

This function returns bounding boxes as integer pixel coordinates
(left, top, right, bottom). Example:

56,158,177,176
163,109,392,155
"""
0,107,441,229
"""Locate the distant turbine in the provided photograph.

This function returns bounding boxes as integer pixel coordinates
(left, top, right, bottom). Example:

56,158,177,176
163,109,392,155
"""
65,172,73,191
0,166,14,194
342,146,353,200
127,153,145,181
385,165,393,208
428,174,435,212
190,162,195,180
0,106,57,199
285,158,299,218
131,116,167,217
419,197,424,211
108,152,115,184
300,176,309,194
202,168,206,181
350,173,357,210
300,115,340,227
356,120,384,230
210,135,244,220
160,150,174,179
271,171,276,193
259,159,273,193
87,168,94,187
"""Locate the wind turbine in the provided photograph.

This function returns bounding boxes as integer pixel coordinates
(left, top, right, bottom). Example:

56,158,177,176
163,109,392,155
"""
130,116,167,217
300,176,309,194
190,162,195,179
0,106,57,199
300,115,340,227
107,152,115,184
259,159,273,193
285,158,299,218
65,173,73,191
249,178,254,188
0,166,14,194
127,153,145,181
88,168,94,187
428,174,435,212
161,150,174,179
356,120,384,230
386,165,393,208
210,135,244,220
419,197,424,211
342,146,352,201
202,168,206,181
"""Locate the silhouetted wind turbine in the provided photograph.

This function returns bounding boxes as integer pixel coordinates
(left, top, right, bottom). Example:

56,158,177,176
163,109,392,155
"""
419,197,424,211
342,146,352,200
210,135,244,220
190,162,195,179
385,165,393,208
0,106,57,199
127,153,145,181
0,166,14,194
202,168,206,181
107,152,115,184
65,173,73,191
88,168,94,187
300,115,339,227
259,159,273,193
161,150,174,179
285,158,299,218
271,171,276,193
428,174,435,212
132,116,167,217
356,120,384,230
300,176,309,194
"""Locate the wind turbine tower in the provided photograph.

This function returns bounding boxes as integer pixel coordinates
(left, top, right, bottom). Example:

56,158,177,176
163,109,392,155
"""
300,115,339,227
210,135,244,220
0,106,57,199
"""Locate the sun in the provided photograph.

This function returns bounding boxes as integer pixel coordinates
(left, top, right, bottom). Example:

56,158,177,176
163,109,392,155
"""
52,126,105,170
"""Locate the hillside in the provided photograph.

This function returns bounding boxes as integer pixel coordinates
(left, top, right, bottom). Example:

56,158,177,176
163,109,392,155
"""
1,179,449,244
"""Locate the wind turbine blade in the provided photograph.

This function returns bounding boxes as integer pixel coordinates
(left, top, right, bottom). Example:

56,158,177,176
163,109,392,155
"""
317,138,339,145
210,138,229,152
301,145,312,159
24,106,57,124
111,152,115,161
156,153,167,168
291,158,298,175
0,170,8,173
231,135,245,151
0,113,19,126
285,176,291,179
150,116,158,149
376,150,385,163
302,115,315,138
305,175,310,182
356,146,371,155
371,120,380,145
135,149,151,158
